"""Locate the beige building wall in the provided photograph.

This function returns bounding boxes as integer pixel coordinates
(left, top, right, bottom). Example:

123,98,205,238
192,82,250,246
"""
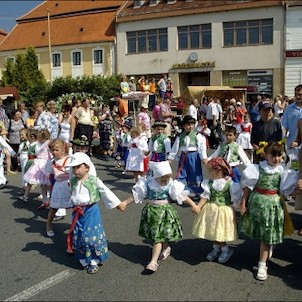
0,42,114,82
116,6,284,96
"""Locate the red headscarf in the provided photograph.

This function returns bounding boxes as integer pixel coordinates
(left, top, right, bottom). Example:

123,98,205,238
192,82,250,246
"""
208,157,233,177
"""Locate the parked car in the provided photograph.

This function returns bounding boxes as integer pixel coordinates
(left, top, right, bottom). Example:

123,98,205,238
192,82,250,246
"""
170,98,187,115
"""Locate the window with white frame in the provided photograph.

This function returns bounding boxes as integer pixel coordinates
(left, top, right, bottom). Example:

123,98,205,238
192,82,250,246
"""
93,49,103,64
52,52,61,67
6,56,15,64
127,28,168,54
72,50,82,66
223,18,273,47
178,24,212,49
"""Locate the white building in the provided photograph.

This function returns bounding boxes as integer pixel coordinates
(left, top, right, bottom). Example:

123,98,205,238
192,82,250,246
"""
284,2,302,98
116,0,285,99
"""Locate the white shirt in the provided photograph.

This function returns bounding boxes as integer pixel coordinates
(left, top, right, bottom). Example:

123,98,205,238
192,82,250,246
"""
187,104,198,121
206,102,218,120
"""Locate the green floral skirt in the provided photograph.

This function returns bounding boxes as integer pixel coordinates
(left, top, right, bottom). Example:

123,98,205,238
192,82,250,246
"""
139,203,183,243
239,191,284,245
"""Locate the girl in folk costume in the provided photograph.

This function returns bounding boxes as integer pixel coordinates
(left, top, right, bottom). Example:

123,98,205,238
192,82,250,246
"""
168,115,208,197
0,125,16,189
192,158,242,264
45,139,72,237
23,129,52,209
126,126,149,182
122,161,196,273
239,141,295,281
66,152,126,274
17,128,30,192
236,113,253,161
148,121,171,162
18,129,38,202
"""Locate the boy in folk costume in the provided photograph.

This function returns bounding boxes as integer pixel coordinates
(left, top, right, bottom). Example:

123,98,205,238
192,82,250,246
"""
209,125,251,183
168,115,208,197
0,125,16,189
148,121,171,163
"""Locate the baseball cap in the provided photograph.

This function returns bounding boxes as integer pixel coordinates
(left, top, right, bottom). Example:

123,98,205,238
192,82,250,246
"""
258,100,272,110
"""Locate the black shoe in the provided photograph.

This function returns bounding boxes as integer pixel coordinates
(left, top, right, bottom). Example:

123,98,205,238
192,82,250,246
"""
0,184,6,189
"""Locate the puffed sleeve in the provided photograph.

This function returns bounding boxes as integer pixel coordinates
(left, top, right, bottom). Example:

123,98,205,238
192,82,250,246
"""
132,176,148,203
44,160,54,177
97,178,121,209
280,168,298,196
230,182,243,206
241,164,259,190
199,179,211,200
169,179,190,205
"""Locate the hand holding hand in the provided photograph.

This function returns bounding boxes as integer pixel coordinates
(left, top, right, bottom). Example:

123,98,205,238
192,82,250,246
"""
239,203,247,216
117,200,127,212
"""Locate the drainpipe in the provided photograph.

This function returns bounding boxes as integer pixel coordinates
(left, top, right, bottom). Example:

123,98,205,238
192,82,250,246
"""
115,1,129,75
282,0,288,96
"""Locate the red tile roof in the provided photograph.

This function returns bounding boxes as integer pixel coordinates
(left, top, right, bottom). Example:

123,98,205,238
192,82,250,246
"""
0,29,7,44
0,0,126,51
117,0,283,22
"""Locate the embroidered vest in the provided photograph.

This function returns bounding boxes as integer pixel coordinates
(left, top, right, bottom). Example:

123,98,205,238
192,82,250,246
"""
179,130,197,147
151,134,167,153
209,179,232,206
70,175,101,204
219,142,239,163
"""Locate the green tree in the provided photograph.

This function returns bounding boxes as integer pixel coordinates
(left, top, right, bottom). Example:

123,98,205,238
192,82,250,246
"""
1,47,47,108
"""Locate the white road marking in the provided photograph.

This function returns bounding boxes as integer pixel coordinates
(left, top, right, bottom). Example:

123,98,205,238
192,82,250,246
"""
4,269,75,301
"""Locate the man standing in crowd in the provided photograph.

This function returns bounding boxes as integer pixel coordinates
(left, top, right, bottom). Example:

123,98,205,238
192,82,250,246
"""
251,99,283,163
128,76,137,92
206,97,218,149
282,84,302,153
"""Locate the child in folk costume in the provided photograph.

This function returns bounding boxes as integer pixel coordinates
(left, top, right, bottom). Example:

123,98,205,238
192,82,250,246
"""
192,157,242,264
66,152,126,274
45,139,72,237
23,129,52,209
18,129,38,202
148,121,171,162
209,125,251,183
119,121,132,174
236,113,253,162
17,128,30,192
122,161,197,273
126,126,149,182
0,125,16,189
168,115,208,197
239,141,295,281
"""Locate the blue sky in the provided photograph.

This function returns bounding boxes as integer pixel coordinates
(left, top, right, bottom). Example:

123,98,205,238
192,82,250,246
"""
0,1,43,32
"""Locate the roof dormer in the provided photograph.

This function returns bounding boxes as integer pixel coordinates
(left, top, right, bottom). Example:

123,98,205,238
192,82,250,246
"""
149,0,160,6
134,0,145,8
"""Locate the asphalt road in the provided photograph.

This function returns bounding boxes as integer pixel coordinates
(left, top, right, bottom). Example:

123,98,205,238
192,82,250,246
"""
0,154,302,301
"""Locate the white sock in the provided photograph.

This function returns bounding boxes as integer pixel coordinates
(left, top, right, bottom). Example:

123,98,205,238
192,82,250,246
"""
90,259,100,266
213,244,221,252
221,245,229,252
79,259,88,267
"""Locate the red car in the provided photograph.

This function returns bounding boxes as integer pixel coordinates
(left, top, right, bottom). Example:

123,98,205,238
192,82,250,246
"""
170,98,187,115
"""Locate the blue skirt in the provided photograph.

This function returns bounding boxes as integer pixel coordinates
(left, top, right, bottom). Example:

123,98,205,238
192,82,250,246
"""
176,151,203,194
72,203,109,264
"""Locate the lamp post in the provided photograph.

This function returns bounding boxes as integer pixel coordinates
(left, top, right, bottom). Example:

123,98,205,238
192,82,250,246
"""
47,9,52,84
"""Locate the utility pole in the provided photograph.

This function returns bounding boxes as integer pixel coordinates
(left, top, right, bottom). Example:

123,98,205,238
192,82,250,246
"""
47,9,52,84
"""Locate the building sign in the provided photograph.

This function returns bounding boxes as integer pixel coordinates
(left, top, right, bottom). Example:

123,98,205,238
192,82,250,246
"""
286,50,302,58
171,61,215,69
247,70,273,95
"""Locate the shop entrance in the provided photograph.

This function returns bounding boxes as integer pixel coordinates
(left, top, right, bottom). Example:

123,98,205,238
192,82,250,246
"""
179,72,210,94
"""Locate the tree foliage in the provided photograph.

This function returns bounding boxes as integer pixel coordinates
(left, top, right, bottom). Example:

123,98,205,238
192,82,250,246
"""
1,47,122,110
